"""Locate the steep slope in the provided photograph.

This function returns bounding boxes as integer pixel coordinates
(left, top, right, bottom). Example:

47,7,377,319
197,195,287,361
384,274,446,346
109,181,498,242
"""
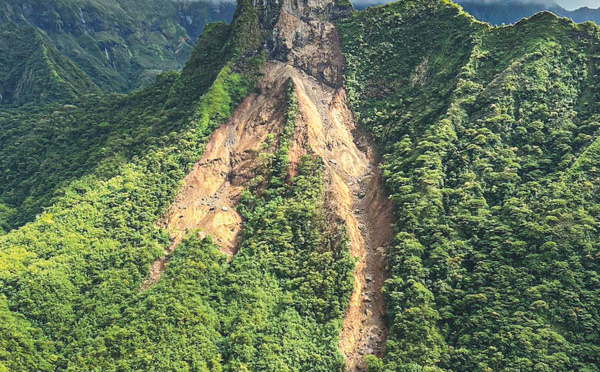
3,0,600,371
457,0,600,26
0,0,236,97
0,25,100,105
146,1,395,370
0,2,261,370
0,0,369,370
286,67,394,370
0,19,238,231
339,1,600,371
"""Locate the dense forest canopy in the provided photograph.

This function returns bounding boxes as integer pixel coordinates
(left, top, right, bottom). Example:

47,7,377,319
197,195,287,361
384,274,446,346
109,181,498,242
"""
338,0,600,370
0,0,236,105
0,0,353,370
0,0,600,371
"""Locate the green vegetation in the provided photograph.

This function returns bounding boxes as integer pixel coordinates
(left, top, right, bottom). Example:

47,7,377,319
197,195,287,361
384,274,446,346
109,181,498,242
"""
0,73,178,228
0,5,257,368
271,81,298,182
0,1,354,369
219,155,353,371
215,83,353,369
338,1,600,371
3,0,600,370
0,0,235,103
0,25,100,105
0,13,261,231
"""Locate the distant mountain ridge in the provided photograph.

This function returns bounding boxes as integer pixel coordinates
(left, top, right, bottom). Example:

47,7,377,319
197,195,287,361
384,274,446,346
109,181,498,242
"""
0,24,101,105
0,0,235,105
352,0,600,26
6,0,600,106
457,0,600,25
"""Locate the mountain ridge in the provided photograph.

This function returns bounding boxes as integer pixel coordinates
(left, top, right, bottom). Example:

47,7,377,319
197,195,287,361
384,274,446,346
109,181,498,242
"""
457,0,600,25
0,0,236,105
0,24,101,105
0,0,600,371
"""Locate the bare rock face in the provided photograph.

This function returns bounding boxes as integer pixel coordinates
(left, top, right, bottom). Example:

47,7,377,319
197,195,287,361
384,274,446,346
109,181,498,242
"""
253,0,351,87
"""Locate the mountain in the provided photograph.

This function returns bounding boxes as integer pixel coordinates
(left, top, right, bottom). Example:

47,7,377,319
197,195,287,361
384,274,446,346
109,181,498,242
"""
1,0,600,371
355,0,600,26
457,0,600,25
0,0,236,102
0,25,100,105
569,5,600,23
339,2,600,370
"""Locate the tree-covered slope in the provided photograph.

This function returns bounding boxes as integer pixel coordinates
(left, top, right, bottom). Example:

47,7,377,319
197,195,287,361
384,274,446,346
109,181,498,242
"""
0,25,100,105
2,0,600,371
457,0,600,26
0,0,235,99
0,1,252,368
0,18,237,231
0,0,356,370
338,1,600,370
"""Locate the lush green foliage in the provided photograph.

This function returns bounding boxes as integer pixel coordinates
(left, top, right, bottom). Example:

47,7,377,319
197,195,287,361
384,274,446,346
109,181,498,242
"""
0,72,180,229
0,13,264,231
219,153,353,371
339,1,600,371
5,0,600,370
0,12,256,369
0,3,354,370
0,0,235,102
0,25,100,105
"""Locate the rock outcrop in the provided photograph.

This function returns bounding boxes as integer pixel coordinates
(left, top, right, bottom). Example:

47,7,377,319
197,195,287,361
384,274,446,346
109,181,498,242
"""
253,0,352,87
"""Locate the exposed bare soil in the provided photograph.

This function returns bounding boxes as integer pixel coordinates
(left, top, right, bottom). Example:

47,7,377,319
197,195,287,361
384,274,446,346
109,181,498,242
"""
287,69,394,371
140,66,293,290
140,10,393,368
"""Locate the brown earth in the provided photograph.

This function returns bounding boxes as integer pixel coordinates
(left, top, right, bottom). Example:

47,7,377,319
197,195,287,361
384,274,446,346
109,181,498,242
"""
141,0,394,367
140,65,293,291
287,68,394,371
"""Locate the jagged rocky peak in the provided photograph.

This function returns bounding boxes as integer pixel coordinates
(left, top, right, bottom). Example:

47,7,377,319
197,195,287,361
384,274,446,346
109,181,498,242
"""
252,0,353,87
252,0,344,26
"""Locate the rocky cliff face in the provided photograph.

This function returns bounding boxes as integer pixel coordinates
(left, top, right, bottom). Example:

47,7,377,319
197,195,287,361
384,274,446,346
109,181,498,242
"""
252,0,352,87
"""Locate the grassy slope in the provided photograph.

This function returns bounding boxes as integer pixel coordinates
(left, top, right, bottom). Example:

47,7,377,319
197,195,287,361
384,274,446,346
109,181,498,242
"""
338,1,600,371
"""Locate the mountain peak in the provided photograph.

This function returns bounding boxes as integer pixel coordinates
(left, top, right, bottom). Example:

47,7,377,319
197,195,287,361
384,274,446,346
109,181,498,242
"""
247,0,351,86
252,0,349,23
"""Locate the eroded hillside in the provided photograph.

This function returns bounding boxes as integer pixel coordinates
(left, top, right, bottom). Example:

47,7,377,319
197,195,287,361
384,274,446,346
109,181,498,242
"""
3,0,600,371
338,1,600,371
149,0,394,367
